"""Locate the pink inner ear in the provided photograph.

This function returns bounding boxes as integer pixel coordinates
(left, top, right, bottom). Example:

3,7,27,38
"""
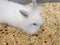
19,10,28,18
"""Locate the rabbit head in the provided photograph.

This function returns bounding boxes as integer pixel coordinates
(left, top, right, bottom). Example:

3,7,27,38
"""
18,0,43,34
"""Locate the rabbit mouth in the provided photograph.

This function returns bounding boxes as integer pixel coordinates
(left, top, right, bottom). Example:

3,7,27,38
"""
23,26,40,34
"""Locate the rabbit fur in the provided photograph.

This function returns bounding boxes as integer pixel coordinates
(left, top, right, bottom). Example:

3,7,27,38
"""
0,0,43,34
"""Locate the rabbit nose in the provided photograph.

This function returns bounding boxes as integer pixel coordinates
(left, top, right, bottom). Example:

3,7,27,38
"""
33,23,37,25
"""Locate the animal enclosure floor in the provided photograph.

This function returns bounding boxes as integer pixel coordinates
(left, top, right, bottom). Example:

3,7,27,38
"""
0,2,60,45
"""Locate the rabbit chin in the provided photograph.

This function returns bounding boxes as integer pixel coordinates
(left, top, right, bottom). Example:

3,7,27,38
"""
22,26,40,35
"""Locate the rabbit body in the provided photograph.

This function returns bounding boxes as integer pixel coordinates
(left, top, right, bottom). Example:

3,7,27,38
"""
0,1,43,34
0,1,28,25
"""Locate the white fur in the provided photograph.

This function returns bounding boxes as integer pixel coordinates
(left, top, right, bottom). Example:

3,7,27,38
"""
0,0,43,34
0,0,8,1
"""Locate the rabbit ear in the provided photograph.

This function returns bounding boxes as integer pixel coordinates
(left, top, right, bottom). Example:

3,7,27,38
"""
19,10,29,18
32,0,38,9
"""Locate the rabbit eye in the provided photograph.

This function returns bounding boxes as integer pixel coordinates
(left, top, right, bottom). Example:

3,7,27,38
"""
33,23,37,25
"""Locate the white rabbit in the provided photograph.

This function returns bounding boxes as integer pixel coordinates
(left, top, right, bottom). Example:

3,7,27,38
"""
0,0,43,34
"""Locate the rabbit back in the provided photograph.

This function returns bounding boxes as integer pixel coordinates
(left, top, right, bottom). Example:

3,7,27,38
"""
0,1,27,26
